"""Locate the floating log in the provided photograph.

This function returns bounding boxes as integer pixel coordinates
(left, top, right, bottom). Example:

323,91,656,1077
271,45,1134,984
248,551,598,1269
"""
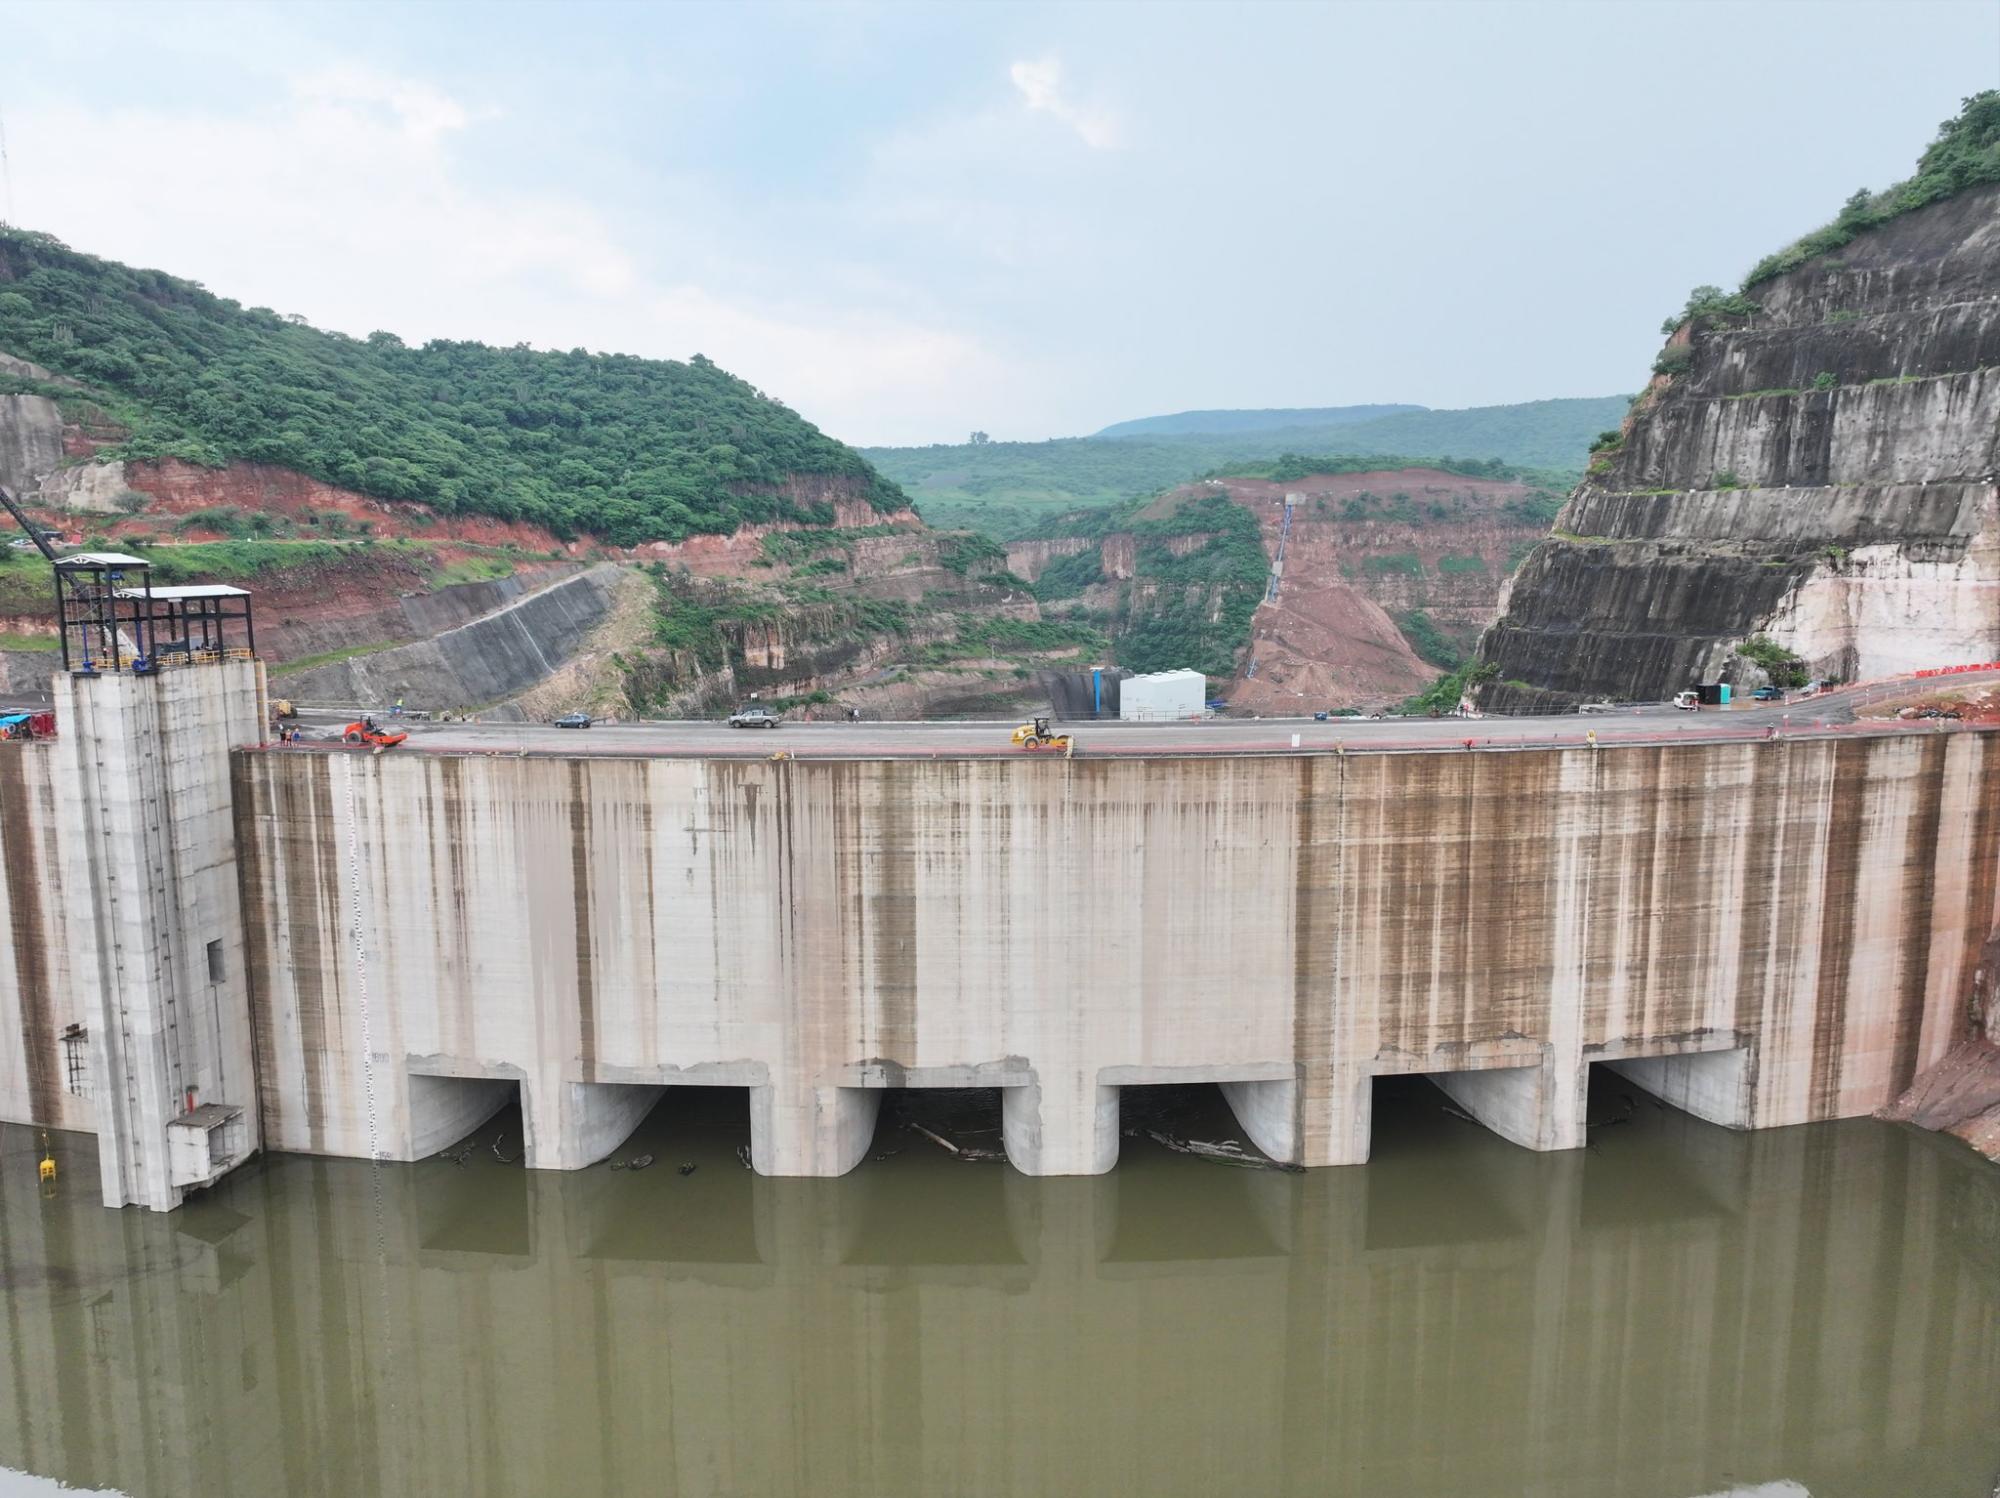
907,1122,961,1155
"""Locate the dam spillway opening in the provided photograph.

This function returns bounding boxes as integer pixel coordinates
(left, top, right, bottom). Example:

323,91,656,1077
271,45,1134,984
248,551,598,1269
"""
874,1087,1008,1164
1119,1082,1285,1170
603,1084,754,1169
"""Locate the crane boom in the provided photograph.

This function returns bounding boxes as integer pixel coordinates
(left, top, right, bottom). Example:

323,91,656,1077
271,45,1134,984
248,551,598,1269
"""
0,483,59,562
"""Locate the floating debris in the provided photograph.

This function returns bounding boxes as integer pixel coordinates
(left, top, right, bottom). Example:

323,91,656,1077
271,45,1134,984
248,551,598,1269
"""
627,1152,655,1172
677,1162,696,1177
906,1121,962,1156
1143,1127,1303,1173
736,1144,753,1170
870,1146,904,1163
491,1134,522,1165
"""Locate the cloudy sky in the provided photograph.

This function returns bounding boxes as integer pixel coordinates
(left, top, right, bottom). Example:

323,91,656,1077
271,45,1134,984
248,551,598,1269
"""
0,0,1993,446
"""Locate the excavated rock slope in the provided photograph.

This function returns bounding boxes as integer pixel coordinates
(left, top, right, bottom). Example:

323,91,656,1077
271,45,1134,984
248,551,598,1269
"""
1478,184,2000,712
275,564,628,711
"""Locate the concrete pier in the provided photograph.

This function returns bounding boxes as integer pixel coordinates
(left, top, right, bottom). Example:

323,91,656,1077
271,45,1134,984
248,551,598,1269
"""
46,663,265,1209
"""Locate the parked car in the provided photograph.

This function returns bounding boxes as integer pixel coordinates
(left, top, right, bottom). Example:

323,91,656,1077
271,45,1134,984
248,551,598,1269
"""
554,712,593,729
1673,690,1700,710
728,705,781,729
1752,685,1784,701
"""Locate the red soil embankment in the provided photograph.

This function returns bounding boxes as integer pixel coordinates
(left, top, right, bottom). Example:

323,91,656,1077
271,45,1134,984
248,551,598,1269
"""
1211,469,1548,711
120,459,577,552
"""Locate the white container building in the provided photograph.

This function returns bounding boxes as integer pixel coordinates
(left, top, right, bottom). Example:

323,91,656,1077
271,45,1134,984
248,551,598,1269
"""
1118,668,1206,722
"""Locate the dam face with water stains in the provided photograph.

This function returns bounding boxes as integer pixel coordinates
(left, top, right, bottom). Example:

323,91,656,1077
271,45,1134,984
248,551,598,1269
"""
2,662,1996,1209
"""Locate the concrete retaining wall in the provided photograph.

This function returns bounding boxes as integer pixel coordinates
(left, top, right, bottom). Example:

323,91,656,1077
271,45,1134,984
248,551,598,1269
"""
230,735,1999,1176
278,563,624,710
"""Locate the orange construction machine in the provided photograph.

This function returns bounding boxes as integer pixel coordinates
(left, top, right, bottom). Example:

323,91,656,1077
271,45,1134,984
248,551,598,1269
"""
342,717,408,750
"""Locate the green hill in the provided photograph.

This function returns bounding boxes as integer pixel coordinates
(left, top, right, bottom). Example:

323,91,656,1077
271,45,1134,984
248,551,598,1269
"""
0,228,902,545
1094,403,1422,438
867,395,1625,537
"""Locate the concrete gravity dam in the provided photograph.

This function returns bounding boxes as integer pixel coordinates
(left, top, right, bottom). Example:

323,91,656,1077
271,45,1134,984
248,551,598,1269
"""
3,654,1998,1212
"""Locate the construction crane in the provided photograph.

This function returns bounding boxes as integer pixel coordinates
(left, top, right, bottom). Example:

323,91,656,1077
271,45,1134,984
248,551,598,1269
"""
0,482,59,562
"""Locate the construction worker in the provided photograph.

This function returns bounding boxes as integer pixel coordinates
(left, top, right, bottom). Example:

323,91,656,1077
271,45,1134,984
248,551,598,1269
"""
393,697,404,717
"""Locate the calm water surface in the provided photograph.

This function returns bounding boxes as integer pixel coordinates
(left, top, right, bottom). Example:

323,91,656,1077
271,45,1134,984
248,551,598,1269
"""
1,1076,1997,1498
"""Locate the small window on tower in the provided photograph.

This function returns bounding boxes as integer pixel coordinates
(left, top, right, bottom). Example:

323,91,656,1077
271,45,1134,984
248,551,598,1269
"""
206,940,225,984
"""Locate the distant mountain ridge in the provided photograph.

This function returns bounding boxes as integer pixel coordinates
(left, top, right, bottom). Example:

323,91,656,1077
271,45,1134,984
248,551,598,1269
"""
868,394,1628,537
1094,404,1424,438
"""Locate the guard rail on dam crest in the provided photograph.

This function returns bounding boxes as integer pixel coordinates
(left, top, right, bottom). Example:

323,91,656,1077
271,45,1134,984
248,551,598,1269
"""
3,657,1998,1209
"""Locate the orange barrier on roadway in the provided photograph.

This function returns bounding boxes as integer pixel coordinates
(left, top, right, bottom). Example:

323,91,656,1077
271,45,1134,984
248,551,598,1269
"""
1913,663,2000,678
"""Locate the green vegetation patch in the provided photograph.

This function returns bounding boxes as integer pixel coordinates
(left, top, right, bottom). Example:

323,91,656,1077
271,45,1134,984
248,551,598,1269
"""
1735,635,1809,688
757,523,908,566
1435,554,1486,575
1361,553,1423,577
936,531,1007,574
1116,496,1269,676
270,640,400,677
1743,92,2000,287
1660,286,1762,335
1394,609,1463,671
1401,660,1496,716
1501,490,1564,527
434,554,518,587
1032,548,1105,602
136,540,352,581
0,228,901,545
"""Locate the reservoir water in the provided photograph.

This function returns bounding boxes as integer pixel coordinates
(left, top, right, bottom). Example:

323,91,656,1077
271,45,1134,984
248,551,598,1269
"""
1,1074,1997,1498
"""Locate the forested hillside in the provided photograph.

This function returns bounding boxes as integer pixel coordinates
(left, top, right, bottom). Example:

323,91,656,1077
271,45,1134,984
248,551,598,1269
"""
0,229,901,545
867,395,1623,536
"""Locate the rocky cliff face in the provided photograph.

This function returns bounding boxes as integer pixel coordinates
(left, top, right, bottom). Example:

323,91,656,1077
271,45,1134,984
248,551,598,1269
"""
0,393,65,496
1477,184,2000,711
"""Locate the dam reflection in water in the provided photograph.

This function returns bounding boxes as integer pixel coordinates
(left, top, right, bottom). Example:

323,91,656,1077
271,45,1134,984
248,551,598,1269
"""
1,1076,1998,1498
